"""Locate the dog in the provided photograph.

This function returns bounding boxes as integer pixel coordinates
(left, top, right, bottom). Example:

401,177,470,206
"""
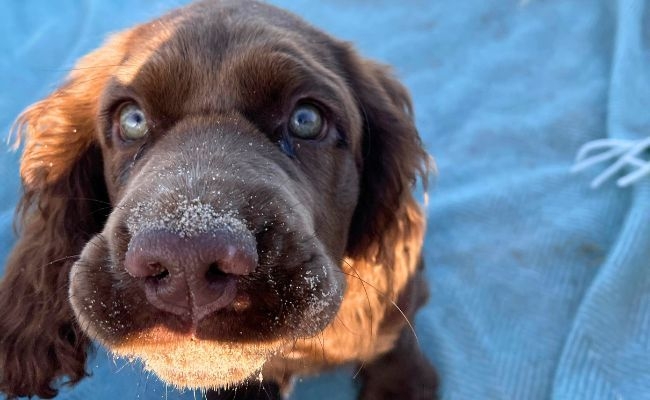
0,1,437,398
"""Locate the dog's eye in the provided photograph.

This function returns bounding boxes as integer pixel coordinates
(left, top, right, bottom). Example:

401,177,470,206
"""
118,104,149,140
288,104,323,139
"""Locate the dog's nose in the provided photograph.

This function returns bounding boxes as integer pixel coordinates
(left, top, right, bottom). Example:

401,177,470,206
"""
124,228,257,320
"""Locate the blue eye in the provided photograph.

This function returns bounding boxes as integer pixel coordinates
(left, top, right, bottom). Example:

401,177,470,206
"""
288,104,323,139
119,104,149,140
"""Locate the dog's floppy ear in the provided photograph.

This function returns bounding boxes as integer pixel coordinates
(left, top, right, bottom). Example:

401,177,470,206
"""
341,47,431,265
0,38,123,399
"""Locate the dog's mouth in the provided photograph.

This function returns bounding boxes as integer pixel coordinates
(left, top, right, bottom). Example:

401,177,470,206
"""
100,248,343,389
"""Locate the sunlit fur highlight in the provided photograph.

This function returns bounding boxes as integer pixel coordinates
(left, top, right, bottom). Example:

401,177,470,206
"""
110,328,286,390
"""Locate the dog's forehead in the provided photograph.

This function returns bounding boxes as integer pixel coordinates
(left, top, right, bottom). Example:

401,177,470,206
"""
133,0,339,79
117,0,348,116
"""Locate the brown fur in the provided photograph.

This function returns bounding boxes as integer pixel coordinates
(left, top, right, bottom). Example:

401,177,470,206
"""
0,1,437,399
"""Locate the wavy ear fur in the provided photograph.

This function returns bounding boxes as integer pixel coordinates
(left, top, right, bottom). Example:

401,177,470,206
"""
0,41,119,399
340,46,431,266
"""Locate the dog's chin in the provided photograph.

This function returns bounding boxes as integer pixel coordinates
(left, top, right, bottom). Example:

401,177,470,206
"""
107,327,286,389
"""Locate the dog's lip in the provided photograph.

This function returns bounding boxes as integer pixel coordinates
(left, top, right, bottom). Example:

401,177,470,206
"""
114,324,266,344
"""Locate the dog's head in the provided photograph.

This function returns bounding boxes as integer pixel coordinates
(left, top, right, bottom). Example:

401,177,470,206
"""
0,0,429,396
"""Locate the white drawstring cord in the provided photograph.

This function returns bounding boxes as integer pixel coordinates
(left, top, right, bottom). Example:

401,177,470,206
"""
571,137,650,188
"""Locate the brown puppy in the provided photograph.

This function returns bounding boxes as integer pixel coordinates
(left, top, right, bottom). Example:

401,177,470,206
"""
0,1,437,399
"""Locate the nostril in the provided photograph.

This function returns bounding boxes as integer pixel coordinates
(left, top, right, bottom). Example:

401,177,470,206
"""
147,262,170,282
205,263,229,283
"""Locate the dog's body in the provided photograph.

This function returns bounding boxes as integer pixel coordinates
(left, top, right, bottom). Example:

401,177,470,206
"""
0,1,437,399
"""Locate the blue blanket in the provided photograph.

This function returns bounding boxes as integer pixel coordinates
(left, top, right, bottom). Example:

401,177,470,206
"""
1,0,649,399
